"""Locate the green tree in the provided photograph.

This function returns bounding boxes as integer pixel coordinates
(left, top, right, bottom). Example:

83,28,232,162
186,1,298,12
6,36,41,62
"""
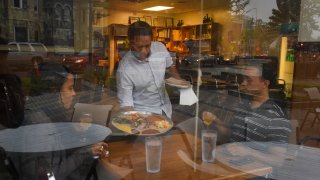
230,0,250,15
267,0,301,39
298,0,320,41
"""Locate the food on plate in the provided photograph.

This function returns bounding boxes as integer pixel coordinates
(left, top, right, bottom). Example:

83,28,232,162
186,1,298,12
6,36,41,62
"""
113,123,132,134
146,114,165,122
142,129,160,134
155,120,171,129
112,112,173,135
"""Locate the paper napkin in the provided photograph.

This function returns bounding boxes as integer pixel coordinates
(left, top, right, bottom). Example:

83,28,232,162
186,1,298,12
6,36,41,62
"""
179,87,198,105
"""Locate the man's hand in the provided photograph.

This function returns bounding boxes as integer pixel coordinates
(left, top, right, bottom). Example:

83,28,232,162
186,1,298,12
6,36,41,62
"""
122,106,134,112
202,111,219,125
202,111,229,136
167,65,181,79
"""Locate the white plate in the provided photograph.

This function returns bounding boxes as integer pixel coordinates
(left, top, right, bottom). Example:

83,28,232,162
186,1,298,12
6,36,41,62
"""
111,111,173,136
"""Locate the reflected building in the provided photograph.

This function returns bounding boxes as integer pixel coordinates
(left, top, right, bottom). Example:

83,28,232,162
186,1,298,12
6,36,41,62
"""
43,0,73,47
3,0,43,42
0,0,74,48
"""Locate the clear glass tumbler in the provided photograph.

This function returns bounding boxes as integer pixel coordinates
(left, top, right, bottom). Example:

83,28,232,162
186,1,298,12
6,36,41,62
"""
202,129,217,163
145,136,162,173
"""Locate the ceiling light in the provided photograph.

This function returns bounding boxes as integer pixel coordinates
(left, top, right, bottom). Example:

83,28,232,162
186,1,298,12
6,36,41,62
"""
143,6,174,11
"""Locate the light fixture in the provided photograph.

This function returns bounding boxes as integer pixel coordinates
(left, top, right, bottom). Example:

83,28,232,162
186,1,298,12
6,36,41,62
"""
143,6,174,11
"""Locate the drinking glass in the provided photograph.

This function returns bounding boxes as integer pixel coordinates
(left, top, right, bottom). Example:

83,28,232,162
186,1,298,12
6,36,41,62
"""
79,112,93,142
202,129,217,163
145,136,162,173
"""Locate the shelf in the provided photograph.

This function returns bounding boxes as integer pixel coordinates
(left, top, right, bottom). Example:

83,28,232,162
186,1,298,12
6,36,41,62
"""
183,38,212,41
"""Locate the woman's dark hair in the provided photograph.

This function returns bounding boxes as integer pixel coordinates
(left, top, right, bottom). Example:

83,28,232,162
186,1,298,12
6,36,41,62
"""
29,63,71,96
128,21,153,41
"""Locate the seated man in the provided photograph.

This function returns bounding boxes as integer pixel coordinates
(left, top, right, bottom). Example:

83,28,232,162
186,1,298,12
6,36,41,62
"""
203,64,291,143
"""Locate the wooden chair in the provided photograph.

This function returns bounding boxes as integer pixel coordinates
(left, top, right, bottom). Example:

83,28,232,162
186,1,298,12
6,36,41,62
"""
289,119,300,144
300,87,320,130
72,103,113,127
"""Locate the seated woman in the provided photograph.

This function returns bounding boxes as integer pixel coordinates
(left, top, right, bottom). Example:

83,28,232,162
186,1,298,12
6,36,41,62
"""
25,63,77,123
19,62,108,180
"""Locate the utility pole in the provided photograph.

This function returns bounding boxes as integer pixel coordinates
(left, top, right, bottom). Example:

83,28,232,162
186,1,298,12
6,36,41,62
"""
246,8,257,56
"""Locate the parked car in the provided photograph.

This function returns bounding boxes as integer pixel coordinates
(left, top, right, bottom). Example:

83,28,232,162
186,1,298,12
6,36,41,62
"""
62,48,109,72
7,42,49,71
181,53,221,67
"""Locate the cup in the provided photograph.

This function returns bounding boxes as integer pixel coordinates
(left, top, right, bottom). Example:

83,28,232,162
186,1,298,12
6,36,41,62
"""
202,129,217,163
79,112,93,142
79,112,93,130
145,136,162,173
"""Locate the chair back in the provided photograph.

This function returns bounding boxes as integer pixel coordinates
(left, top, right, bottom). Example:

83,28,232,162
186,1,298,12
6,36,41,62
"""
304,87,320,100
72,103,113,126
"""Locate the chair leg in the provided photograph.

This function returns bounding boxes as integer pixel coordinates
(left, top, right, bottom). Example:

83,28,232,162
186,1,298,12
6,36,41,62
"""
311,117,318,128
311,113,320,127
300,110,310,130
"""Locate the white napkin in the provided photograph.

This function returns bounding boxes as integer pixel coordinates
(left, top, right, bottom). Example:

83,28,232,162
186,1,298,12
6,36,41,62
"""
179,87,198,105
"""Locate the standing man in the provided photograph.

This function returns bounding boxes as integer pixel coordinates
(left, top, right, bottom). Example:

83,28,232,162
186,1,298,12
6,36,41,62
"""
116,21,180,118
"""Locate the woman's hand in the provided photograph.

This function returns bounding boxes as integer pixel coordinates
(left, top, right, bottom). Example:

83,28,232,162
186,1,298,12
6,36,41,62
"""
91,142,109,158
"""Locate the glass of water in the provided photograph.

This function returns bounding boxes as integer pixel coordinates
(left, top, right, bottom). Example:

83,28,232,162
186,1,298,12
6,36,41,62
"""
202,129,217,163
79,112,93,142
145,136,162,173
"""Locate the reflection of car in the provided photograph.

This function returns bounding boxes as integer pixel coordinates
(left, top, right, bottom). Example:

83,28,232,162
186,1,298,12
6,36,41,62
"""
62,48,108,72
182,54,221,67
217,54,238,64
7,42,49,70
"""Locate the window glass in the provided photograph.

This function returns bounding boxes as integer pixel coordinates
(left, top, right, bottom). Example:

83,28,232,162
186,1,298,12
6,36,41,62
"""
19,44,31,52
78,49,89,55
32,44,46,52
13,0,21,8
34,0,38,11
1,0,320,179
8,44,18,52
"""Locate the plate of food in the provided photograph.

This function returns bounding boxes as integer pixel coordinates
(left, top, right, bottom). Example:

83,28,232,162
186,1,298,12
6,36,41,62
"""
111,111,173,135
165,77,191,89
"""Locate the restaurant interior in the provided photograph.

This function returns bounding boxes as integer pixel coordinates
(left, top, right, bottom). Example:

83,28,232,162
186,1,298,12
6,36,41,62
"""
1,0,320,179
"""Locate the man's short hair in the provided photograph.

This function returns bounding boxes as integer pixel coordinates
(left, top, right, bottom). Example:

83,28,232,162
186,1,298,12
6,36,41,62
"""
245,64,277,86
128,21,153,41
261,64,277,86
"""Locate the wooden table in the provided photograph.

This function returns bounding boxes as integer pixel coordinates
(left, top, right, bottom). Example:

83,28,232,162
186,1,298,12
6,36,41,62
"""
100,132,272,179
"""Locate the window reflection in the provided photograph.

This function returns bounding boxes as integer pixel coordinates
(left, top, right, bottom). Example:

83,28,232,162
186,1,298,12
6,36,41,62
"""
0,0,319,179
